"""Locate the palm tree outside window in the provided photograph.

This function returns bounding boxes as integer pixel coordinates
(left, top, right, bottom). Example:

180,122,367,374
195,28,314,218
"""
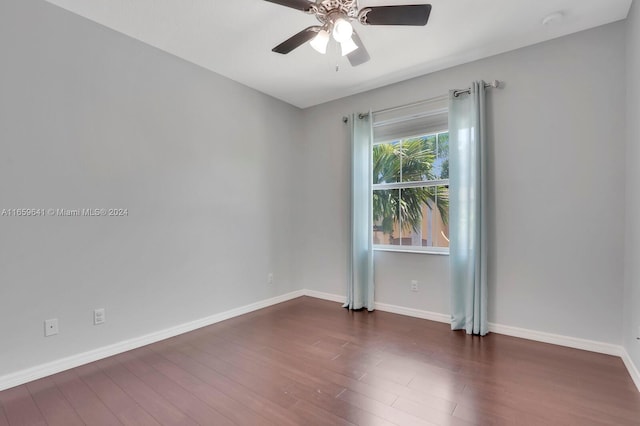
372,131,449,253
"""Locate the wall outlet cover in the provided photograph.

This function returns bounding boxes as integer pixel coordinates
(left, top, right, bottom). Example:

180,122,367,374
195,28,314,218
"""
44,319,59,337
94,308,106,325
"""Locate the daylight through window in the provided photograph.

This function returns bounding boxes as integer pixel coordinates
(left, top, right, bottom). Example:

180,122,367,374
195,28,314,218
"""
372,131,450,253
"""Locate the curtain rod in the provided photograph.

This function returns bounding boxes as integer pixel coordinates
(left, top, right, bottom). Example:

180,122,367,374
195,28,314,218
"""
452,80,501,98
343,80,501,123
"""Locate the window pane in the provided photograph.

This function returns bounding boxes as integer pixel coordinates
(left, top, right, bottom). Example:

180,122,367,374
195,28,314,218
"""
401,136,435,182
373,189,400,245
373,141,400,184
434,132,449,180
398,186,450,248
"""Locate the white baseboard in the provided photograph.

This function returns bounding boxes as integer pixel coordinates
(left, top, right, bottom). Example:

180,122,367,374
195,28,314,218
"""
374,302,451,323
487,322,623,357
621,348,640,392
0,290,305,392
302,290,450,323
2,288,638,394
304,289,347,304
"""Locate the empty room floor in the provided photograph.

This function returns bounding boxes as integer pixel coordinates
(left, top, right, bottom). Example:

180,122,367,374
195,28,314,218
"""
0,296,639,425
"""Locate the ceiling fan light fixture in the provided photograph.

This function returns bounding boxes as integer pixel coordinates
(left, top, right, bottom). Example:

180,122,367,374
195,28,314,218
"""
267,0,434,66
332,17,353,43
310,29,330,54
340,37,359,56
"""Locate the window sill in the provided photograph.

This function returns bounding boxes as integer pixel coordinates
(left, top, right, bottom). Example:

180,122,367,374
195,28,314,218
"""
373,246,450,256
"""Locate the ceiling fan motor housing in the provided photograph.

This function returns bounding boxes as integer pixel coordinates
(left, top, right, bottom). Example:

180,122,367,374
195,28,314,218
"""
313,0,360,25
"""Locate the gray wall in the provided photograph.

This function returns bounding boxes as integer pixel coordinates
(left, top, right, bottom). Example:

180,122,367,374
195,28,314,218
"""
625,1,640,369
0,0,302,376
0,0,632,380
295,22,627,344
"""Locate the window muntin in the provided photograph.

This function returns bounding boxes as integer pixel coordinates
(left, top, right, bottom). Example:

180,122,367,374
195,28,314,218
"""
372,131,449,253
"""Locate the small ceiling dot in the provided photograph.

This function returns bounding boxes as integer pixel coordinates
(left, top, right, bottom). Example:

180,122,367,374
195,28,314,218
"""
542,12,565,26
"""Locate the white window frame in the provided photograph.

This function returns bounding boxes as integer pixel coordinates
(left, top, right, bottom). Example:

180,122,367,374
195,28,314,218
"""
372,130,450,256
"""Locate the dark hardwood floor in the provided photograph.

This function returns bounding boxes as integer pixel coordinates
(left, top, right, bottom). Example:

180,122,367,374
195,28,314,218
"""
1,296,639,425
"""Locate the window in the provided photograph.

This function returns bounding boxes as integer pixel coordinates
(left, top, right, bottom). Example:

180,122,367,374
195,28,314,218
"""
371,99,449,254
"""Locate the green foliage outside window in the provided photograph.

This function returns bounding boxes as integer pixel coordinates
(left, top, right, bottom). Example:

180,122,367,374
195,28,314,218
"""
372,133,449,245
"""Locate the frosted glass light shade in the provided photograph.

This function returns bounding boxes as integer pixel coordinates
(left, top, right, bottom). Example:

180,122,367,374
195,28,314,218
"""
310,30,330,54
332,18,353,43
340,37,359,56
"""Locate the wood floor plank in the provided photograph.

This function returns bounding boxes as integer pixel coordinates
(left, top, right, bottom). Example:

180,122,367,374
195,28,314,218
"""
362,371,460,417
452,401,521,426
135,348,276,425
0,403,9,426
188,335,348,400
182,334,394,425
94,357,198,426
0,385,47,426
361,371,461,409
177,342,299,409
392,396,473,426
285,384,396,426
243,342,399,406
367,358,418,386
219,328,370,382
75,363,161,426
405,371,466,401
337,389,436,426
186,341,355,416
116,351,236,426
26,376,84,426
455,382,613,426
225,342,347,397
288,399,357,426
50,369,123,425
153,344,303,426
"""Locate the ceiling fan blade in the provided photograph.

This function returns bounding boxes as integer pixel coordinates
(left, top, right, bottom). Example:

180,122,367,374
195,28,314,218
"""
263,0,314,12
272,26,322,54
348,31,370,67
359,4,432,26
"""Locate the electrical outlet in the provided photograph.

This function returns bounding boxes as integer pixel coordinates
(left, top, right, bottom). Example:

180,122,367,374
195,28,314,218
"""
411,280,419,292
94,308,106,325
44,318,59,337
267,273,274,285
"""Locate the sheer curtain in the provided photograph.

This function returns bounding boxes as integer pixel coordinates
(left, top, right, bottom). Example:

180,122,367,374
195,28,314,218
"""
344,113,374,311
449,82,488,335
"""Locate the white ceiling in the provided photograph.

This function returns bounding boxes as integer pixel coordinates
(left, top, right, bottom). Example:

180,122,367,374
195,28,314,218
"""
44,0,632,108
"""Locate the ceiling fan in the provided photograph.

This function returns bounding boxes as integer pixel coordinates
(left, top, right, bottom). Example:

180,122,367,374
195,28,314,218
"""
265,0,432,66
